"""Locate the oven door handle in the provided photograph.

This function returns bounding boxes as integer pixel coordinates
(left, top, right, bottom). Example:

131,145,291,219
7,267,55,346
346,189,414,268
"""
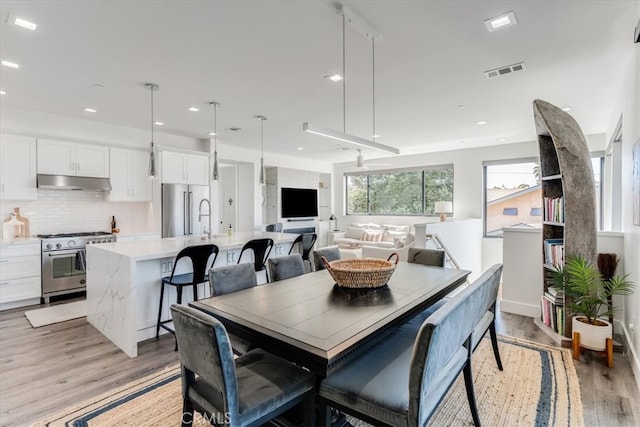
47,251,80,257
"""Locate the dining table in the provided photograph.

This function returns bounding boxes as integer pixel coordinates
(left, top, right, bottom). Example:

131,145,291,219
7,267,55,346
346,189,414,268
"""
191,261,470,377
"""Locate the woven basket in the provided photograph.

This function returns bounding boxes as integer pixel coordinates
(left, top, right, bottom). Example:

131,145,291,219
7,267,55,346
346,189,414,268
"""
322,253,399,289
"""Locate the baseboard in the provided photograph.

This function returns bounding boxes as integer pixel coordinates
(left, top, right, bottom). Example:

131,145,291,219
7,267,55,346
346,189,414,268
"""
500,299,540,318
620,322,640,393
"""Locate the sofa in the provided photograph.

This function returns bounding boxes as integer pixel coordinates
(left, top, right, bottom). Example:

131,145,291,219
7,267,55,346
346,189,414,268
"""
332,223,415,261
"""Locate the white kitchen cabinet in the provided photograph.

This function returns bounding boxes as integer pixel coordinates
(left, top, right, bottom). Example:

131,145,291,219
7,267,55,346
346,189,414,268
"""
161,151,209,185
0,134,37,200
38,139,109,178
108,148,152,202
0,242,41,307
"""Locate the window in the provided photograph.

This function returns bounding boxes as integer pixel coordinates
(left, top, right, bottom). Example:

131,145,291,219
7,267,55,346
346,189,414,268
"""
484,154,604,237
345,165,453,216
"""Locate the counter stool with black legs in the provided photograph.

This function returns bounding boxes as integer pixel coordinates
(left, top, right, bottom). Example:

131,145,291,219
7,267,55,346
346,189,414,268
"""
156,244,219,349
237,238,273,283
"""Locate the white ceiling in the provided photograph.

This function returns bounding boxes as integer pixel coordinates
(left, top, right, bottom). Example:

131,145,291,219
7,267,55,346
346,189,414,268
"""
0,1,637,164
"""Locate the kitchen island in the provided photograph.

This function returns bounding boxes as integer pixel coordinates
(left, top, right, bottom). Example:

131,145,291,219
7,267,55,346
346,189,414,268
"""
86,231,297,357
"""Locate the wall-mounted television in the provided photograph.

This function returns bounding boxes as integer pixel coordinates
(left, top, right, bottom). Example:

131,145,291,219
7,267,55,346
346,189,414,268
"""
281,187,318,218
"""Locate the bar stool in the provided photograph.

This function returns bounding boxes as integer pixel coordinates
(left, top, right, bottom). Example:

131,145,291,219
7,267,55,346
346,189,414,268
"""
156,244,219,346
289,233,317,272
238,238,273,282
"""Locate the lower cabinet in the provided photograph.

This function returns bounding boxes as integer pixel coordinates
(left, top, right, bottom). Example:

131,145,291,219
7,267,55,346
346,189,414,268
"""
0,242,41,307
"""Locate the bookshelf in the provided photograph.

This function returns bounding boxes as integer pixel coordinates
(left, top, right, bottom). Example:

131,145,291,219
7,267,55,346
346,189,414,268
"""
533,100,597,343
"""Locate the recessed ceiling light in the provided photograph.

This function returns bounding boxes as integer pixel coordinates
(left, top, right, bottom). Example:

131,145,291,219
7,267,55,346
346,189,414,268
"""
154,121,164,126
497,138,507,143
561,107,572,112
325,74,343,82
0,90,5,95
13,17,37,31
372,134,380,138
1,60,20,69
297,147,304,151
484,11,517,32
188,107,200,112
457,105,465,109
84,108,97,113
208,131,216,136
477,120,488,125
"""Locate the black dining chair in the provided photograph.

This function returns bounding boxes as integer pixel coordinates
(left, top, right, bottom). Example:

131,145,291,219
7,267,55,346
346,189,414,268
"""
209,262,258,355
289,233,317,272
237,238,274,282
156,244,219,348
171,304,316,427
268,254,306,282
313,246,341,271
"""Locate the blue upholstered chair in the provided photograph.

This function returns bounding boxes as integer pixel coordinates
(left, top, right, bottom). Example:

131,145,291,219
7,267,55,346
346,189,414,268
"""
170,304,316,427
318,264,505,427
268,253,306,282
407,247,446,267
312,246,341,271
208,262,258,355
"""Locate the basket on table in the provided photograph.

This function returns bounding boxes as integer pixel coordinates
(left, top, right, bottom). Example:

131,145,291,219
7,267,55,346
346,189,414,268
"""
321,253,399,289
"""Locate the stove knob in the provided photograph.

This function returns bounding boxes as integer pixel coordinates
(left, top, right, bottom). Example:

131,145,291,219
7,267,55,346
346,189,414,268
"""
56,243,62,249
68,240,76,247
46,243,53,250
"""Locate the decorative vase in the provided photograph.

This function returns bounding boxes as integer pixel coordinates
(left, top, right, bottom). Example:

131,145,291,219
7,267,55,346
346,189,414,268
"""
572,316,612,351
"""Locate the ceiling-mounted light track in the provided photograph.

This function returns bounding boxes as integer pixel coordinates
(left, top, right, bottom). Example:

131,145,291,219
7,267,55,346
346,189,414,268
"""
303,3,398,156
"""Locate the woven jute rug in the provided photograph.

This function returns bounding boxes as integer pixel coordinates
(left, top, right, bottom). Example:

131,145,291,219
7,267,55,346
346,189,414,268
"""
33,335,583,426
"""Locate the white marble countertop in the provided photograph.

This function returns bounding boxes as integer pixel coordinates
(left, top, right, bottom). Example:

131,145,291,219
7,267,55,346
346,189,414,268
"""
89,231,298,261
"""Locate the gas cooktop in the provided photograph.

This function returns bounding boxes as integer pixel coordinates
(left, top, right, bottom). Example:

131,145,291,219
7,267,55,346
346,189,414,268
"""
37,231,113,239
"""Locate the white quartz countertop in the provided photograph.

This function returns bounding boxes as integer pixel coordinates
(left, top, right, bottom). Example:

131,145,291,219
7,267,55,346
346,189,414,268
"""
88,231,298,261
0,237,41,246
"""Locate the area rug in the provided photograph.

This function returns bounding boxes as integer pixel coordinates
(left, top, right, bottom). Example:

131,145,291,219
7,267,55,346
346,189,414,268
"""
33,335,583,426
25,300,86,328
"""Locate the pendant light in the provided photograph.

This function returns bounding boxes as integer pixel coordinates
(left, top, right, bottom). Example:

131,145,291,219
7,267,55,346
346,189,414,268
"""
302,4,399,155
145,83,159,179
209,101,221,181
255,115,267,184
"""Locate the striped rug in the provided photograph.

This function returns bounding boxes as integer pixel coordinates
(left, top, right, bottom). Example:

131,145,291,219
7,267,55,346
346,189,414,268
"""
33,335,583,426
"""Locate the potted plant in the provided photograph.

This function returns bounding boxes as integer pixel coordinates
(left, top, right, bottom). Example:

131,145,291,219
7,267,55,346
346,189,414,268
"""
551,255,636,351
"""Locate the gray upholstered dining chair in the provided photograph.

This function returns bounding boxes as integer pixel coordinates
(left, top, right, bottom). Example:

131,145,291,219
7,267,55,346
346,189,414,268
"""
317,264,504,427
267,253,306,282
170,304,316,427
407,247,446,267
208,262,258,355
312,246,341,271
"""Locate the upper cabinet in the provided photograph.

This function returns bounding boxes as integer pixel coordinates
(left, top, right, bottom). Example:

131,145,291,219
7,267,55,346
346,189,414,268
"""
160,151,209,185
108,148,152,202
37,139,109,178
0,134,38,200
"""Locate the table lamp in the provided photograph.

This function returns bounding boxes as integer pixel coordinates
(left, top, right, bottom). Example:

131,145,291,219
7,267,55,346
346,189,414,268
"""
434,201,453,222
329,214,337,231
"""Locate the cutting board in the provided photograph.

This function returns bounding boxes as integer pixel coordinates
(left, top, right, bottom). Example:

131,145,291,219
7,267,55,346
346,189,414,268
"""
2,208,30,238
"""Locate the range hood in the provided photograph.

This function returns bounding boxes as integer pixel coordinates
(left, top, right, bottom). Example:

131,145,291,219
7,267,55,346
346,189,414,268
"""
37,174,112,191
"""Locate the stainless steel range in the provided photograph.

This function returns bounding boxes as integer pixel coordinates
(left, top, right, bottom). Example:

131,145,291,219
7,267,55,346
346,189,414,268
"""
38,231,116,302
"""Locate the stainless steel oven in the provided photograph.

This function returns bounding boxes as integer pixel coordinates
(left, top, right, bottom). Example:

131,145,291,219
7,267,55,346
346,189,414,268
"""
38,232,116,302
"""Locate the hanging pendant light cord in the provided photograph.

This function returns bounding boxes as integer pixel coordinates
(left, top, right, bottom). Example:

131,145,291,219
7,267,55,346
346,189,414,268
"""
342,14,346,134
214,104,218,152
150,87,154,147
372,38,376,142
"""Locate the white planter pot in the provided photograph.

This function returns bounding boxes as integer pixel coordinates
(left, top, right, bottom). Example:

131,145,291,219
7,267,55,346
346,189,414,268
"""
572,316,612,351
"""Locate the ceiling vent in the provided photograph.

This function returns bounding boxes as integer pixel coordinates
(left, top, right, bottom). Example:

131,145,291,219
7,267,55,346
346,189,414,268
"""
226,126,241,132
484,62,526,79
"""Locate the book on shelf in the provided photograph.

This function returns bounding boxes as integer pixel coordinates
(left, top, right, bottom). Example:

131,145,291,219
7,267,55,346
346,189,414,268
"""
543,196,564,223
543,238,564,267
540,295,565,335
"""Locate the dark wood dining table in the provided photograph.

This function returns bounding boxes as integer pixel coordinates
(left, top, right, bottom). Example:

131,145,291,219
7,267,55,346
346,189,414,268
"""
191,262,470,377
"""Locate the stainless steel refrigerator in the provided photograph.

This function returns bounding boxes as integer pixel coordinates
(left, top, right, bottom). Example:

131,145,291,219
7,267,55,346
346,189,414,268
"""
162,184,210,238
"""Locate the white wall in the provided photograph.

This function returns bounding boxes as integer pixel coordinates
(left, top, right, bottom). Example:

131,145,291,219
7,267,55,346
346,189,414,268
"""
608,20,640,389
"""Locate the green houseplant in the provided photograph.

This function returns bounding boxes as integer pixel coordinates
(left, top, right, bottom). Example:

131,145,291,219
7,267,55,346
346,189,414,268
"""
551,255,635,350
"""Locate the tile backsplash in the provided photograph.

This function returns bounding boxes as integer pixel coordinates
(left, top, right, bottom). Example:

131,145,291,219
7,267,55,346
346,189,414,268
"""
1,190,155,237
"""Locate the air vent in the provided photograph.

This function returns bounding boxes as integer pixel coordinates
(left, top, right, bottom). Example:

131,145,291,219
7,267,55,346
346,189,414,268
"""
484,62,526,79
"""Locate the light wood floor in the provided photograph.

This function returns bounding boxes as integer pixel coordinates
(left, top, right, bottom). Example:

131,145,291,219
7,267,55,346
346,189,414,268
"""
0,300,638,427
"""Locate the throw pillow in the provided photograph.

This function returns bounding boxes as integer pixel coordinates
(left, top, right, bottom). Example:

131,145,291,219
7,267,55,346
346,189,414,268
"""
382,230,407,243
345,226,364,240
362,230,383,242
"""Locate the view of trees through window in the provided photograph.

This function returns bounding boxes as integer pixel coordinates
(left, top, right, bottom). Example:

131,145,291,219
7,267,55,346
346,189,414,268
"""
484,157,602,237
346,167,453,216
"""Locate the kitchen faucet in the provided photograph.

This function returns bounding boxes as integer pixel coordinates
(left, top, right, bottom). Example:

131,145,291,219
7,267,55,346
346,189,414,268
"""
198,198,211,238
